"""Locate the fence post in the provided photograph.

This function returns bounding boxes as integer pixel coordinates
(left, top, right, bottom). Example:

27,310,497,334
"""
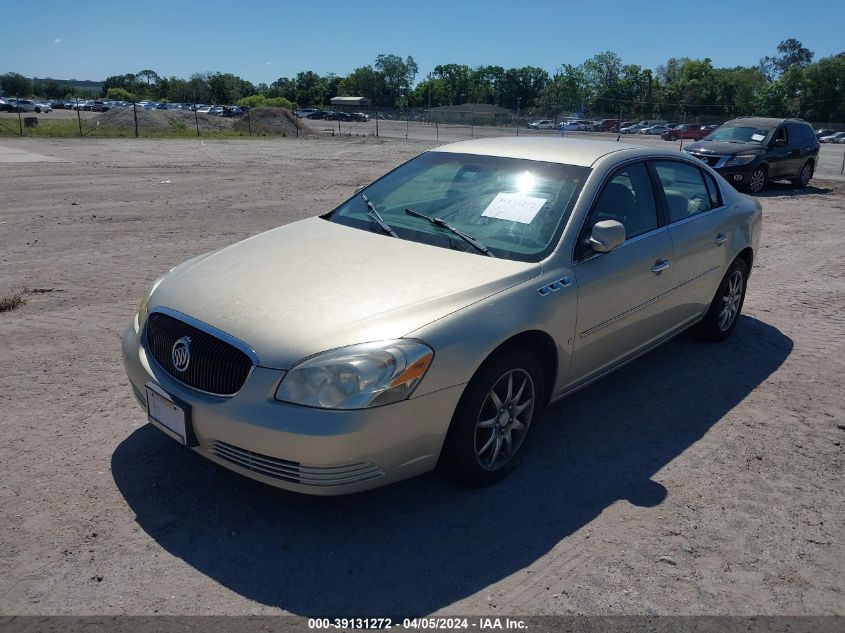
76,98,82,136
405,110,409,140
840,146,845,175
194,106,199,137
434,113,438,141
16,96,22,136
679,110,686,151
134,102,140,138
337,116,340,136
470,105,474,139
247,109,252,136
375,112,379,138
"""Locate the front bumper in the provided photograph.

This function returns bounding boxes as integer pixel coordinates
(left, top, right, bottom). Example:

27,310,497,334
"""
121,319,463,495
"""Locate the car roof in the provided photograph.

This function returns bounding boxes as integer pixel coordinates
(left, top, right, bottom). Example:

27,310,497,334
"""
432,137,657,167
724,116,807,128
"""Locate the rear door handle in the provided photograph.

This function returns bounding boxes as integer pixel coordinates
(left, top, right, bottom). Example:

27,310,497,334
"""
651,259,671,273
715,233,728,245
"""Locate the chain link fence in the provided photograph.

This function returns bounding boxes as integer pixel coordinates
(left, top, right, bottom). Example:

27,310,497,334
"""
0,98,304,139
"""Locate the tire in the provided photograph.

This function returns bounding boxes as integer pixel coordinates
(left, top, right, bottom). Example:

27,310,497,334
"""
747,166,767,194
791,160,813,188
667,135,676,141
438,348,544,487
695,258,749,342
34,107,41,113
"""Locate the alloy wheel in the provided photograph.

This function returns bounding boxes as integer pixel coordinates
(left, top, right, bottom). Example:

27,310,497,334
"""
719,270,744,331
800,163,812,186
474,369,534,471
749,169,765,193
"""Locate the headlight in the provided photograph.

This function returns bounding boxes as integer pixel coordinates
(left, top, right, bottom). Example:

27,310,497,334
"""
724,154,757,167
275,340,434,410
134,276,165,331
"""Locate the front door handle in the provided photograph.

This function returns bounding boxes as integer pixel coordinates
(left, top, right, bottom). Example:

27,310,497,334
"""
714,233,728,245
651,259,671,274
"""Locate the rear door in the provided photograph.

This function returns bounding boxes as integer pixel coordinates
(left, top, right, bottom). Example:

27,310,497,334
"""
653,159,734,323
768,125,791,178
568,161,676,386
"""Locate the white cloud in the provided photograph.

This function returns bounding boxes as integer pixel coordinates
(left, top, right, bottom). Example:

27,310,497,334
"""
265,61,272,65
54,37,62,44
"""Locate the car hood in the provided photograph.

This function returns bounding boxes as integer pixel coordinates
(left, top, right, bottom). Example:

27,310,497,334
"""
684,141,766,155
149,217,540,369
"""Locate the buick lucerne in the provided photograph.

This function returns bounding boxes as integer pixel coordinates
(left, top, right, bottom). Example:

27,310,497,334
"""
122,138,762,495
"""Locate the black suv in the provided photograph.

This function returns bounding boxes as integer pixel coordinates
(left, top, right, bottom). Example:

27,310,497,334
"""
684,117,818,193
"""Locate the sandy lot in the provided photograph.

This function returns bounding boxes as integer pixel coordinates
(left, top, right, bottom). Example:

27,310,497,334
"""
0,136,842,617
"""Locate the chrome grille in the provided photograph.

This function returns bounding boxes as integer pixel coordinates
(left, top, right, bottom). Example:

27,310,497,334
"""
145,312,253,396
688,152,722,168
208,439,384,487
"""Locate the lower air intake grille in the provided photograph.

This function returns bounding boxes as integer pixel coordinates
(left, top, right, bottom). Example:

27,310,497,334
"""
208,439,384,487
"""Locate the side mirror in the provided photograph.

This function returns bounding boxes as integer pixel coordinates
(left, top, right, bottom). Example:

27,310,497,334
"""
589,220,626,253
773,138,786,147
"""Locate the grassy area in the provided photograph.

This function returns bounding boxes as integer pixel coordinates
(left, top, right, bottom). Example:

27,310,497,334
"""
0,117,277,139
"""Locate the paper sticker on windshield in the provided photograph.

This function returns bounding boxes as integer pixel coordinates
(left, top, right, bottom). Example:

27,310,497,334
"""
751,133,766,141
482,193,547,224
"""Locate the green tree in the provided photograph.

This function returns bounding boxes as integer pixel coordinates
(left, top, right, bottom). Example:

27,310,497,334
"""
375,53,418,107
761,39,814,79
106,87,136,102
1,72,33,97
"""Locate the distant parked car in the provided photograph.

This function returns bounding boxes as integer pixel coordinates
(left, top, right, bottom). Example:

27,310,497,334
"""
196,106,213,114
0,98,13,112
528,119,556,130
662,124,709,141
352,112,369,122
642,124,670,135
815,128,836,139
620,123,645,134
685,116,819,193
295,108,321,118
590,118,620,132
558,121,581,132
819,131,845,143
9,99,38,112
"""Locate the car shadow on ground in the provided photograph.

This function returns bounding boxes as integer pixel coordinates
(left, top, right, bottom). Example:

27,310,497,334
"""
112,316,792,617
756,183,833,197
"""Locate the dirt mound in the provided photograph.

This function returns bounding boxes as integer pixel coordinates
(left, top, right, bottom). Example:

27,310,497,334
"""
233,107,304,136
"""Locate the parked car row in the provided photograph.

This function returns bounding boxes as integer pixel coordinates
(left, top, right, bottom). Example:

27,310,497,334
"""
0,98,53,113
295,108,369,122
816,129,845,143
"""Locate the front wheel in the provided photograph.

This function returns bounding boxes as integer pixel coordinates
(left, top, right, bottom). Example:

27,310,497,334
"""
747,167,766,194
438,349,544,487
695,258,748,342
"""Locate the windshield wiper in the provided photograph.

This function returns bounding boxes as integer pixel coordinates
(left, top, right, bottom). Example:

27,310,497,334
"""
404,208,495,257
361,194,398,238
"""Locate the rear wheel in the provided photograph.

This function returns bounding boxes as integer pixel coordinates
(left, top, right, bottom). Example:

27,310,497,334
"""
695,258,748,342
438,349,544,487
747,167,766,194
791,160,813,188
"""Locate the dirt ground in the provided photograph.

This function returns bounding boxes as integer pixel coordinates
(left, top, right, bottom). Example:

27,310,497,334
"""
0,136,842,617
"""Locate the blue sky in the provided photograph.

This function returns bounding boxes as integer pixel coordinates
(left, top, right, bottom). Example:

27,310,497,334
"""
4,0,843,84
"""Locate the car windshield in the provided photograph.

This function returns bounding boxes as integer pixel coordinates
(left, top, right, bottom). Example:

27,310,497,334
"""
326,151,590,262
705,126,772,144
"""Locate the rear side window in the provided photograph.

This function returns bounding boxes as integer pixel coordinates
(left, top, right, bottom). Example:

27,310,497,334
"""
702,170,722,208
787,123,806,146
652,161,715,223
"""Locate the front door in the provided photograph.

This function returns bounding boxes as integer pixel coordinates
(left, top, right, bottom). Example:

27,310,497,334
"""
567,161,676,387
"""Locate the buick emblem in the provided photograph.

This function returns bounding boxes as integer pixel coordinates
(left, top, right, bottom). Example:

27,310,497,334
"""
171,336,192,372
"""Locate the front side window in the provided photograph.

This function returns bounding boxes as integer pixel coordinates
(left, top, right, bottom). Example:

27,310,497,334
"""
652,161,715,223
327,152,590,262
588,162,658,240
